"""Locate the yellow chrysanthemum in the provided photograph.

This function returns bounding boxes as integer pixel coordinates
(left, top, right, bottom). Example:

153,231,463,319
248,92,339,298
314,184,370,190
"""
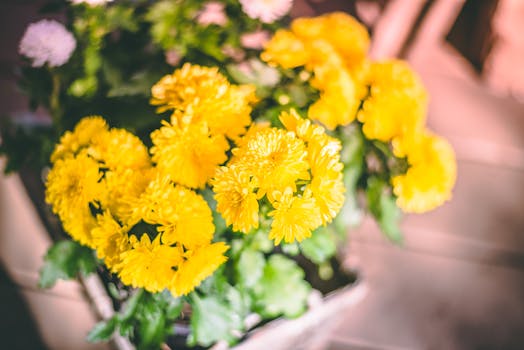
279,109,343,178
213,165,259,233
308,65,359,130
45,151,103,219
279,109,346,224
91,211,130,271
391,132,457,213
306,136,343,180
102,168,152,226
89,128,151,171
303,39,344,71
170,85,256,141
151,64,229,113
129,174,215,249
60,207,97,248
233,121,271,149
117,235,183,293
268,187,322,244
50,116,108,162
291,12,370,69
358,60,428,141
306,177,345,225
261,29,310,69
279,109,323,142
234,128,310,196
151,121,229,189
170,242,229,296
156,185,215,249
151,64,256,141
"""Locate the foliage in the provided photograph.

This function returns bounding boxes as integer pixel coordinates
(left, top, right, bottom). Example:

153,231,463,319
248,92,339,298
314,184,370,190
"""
39,240,97,288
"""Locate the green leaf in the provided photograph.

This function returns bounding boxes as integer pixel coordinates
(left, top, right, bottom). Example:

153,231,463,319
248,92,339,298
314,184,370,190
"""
236,249,265,288
189,293,242,347
120,289,145,322
87,317,118,343
378,192,403,243
253,254,311,318
226,285,251,321
366,177,403,243
249,229,273,253
299,227,337,265
281,242,299,256
340,124,365,191
333,193,362,238
138,311,166,350
201,188,227,236
39,240,97,288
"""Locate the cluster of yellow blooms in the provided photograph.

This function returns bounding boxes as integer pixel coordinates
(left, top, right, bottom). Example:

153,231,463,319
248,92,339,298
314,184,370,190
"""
45,63,346,295
262,12,456,213
46,116,228,296
150,64,258,189
213,109,345,244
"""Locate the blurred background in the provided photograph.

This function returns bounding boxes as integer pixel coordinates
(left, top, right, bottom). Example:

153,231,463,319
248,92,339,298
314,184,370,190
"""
1,0,523,349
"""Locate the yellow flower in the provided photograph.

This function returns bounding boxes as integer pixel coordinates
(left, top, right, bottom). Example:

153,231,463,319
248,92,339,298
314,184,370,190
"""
117,235,183,293
151,64,229,113
45,151,103,219
279,109,343,178
129,174,215,249
324,12,370,67
151,64,256,141
234,128,310,196
306,177,345,225
304,39,344,71
170,242,229,296
268,188,322,244
261,29,310,69
89,128,151,171
279,109,323,142
156,185,215,250
279,109,346,224
50,116,108,162
308,65,359,130
60,207,97,248
91,211,130,271
391,132,457,213
212,165,259,233
151,121,229,189
358,60,428,141
102,168,152,226
233,121,271,149
171,85,257,141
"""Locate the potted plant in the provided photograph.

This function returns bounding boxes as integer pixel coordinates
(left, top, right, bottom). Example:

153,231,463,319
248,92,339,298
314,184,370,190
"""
0,1,457,349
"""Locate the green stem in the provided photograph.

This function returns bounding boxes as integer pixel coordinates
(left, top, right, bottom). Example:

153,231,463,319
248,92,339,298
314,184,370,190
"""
50,70,63,132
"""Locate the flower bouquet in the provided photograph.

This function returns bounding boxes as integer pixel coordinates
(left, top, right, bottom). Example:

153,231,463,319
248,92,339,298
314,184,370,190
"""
1,1,457,349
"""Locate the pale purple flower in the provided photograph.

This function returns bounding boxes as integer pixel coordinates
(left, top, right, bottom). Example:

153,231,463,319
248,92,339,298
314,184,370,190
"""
239,0,293,23
197,2,228,27
165,49,183,66
222,45,245,62
19,19,76,68
241,30,270,50
69,0,113,6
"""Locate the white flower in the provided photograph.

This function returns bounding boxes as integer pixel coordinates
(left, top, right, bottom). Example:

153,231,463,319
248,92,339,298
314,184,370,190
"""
241,30,270,50
69,0,113,6
19,19,76,68
239,0,293,23
197,2,228,27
